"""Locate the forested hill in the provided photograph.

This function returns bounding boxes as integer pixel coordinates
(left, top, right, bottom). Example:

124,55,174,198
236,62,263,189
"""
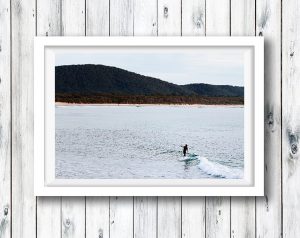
55,64,243,96
55,64,244,104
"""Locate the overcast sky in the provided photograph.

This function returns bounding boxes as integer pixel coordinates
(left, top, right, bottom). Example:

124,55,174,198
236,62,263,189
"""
56,47,244,86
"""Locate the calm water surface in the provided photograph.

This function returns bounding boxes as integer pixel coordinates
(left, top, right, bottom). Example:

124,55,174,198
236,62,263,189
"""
55,105,244,179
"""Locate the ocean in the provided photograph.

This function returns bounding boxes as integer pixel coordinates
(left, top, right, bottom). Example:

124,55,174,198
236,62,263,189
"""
55,105,244,179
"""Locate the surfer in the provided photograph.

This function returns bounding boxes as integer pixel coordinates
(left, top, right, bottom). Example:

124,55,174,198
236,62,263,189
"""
182,144,188,156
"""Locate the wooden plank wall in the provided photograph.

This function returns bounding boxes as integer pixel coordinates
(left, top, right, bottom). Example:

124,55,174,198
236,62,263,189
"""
1,0,297,237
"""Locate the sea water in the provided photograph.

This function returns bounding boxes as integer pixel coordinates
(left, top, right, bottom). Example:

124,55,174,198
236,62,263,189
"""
55,105,244,179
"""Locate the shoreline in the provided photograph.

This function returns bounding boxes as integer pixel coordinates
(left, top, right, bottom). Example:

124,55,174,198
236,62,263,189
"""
55,102,244,108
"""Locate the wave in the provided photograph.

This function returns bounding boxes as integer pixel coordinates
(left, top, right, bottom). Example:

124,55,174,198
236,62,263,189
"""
197,157,243,179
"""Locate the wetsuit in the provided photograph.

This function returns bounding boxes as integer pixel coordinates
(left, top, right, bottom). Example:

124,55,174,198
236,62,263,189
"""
183,145,188,156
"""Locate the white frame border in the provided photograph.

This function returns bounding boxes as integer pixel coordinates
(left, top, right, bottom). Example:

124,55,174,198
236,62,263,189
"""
34,37,264,196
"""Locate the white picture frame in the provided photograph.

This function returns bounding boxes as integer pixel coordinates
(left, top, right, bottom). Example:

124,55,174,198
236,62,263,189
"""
34,36,264,196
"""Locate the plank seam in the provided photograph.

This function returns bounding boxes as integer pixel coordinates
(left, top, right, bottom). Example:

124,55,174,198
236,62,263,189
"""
280,0,283,236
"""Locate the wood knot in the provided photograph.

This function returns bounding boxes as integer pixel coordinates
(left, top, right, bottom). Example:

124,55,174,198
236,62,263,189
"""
3,206,8,216
64,218,71,228
265,195,269,212
290,51,294,57
267,112,274,130
98,228,103,238
288,132,299,159
291,143,298,155
163,6,168,18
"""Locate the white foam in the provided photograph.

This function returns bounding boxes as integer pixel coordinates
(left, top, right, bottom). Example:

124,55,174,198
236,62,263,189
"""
197,157,243,179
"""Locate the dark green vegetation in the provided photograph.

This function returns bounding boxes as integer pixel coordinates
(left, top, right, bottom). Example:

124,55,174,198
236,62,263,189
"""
55,64,244,104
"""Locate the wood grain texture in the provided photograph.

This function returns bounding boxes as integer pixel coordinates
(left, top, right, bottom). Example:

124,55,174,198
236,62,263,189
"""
206,0,230,35
157,0,181,35
182,197,205,238
157,197,181,238
231,0,255,36
205,2,231,237
182,0,205,35
134,197,157,238
11,0,36,237
62,197,85,238
282,0,300,237
110,0,134,36
36,0,61,36
0,0,10,237
36,1,62,237
256,0,282,237
206,198,230,238
86,0,109,36
61,0,85,36
110,197,133,238
86,197,109,238
134,0,157,36
230,1,256,237
37,197,61,238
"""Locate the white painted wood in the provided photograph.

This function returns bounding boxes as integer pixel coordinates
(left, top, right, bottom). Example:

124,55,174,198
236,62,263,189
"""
0,0,10,237
134,197,157,238
86,197,109,238
182,197,205,238
134,0,157,36
86,0,109,36
282,0,300,237
110,197,133,238
158,0,181,35
133,2,158,237
110,0,134,36
231,197,255,238
36,0,62,36
11,0,36,237
205,2,231,237
36,1,62,237
256,0,282,237
231,0,255,36
60,1,86,238
182,0,205,36
157,197,181,238
181,1,206,237
62,0,85,36
62,197,85,238
206,198,230,238
37,197,61,238
230,1,256,237
206,0,230,36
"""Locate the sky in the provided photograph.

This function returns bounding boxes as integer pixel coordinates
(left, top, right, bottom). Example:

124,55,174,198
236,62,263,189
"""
55,47,245,86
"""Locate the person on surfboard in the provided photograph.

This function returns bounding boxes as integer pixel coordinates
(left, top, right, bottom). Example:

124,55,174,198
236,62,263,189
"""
182,144,188,156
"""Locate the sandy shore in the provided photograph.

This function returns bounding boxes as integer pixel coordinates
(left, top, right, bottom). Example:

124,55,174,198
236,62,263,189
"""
55,102,244,108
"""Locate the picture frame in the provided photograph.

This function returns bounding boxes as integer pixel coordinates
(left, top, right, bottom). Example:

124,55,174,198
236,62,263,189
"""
34,36,264,196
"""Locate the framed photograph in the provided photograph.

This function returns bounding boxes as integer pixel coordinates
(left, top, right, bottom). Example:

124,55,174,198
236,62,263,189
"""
34,37,264,196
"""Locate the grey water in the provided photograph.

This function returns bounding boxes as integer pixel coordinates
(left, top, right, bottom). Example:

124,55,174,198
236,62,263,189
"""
55,105,244,179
